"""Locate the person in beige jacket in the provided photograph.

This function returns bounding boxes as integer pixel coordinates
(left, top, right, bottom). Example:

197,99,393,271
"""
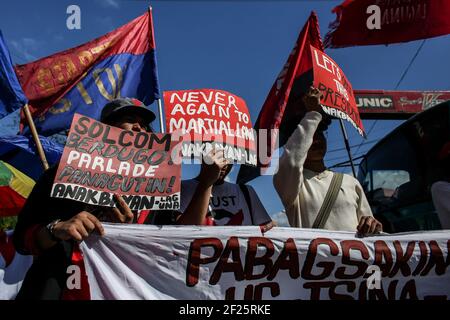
274,87,382,235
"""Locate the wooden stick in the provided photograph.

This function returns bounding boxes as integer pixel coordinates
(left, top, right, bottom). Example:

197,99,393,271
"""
22,104,49,170
338,118,356,177
149,6,165,133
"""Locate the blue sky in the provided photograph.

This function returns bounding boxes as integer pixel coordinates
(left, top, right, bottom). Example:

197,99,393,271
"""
0,0,449,224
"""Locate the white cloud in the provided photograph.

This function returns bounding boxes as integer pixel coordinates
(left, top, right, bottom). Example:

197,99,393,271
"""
9,37,42,62
270,210,290,227
97,0,120,9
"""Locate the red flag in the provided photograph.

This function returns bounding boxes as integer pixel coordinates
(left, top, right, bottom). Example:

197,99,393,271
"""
15,10,160,135
237,12,323,183
325,0,450,48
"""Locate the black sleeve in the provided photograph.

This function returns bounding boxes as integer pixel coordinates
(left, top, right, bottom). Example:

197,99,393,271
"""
13,166,58,255
149,210,179,225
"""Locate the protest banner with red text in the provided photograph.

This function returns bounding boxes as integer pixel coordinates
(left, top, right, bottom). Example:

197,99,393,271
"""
310,45,365,136
163,89,257,166
81,225,450,300
51,114,181,211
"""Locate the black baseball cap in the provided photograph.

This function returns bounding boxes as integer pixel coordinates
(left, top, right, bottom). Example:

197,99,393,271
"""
100,98,156,125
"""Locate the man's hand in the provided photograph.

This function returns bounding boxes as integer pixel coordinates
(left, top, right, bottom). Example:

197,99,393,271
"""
52,211,105,242
302,86,323,113
198,149,228,187
357,216,383,236
113,194,134,223
98,195,134,223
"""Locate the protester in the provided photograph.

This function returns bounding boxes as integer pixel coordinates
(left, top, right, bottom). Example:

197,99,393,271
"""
13,98,156,299
273,87,382,235
151,149,273,229
431,141,450,229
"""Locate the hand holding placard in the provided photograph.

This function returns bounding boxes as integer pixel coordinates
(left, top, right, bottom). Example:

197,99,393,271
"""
199,149,229,187
303,86,324,113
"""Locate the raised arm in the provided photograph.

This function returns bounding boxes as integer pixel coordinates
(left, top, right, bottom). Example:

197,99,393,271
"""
273,111,323,209
176,150,228,225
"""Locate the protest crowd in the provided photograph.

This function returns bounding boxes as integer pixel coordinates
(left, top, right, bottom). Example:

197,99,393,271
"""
0,1,449,301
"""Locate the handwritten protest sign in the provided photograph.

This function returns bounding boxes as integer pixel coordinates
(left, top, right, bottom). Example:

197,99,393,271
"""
163,89,257,166
51,114,181,211
310,45,365,136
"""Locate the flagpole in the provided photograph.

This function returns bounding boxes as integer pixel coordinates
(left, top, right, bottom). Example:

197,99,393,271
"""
148,6,165,133
338,118,356,177
22,104,49,170
157,98,165,133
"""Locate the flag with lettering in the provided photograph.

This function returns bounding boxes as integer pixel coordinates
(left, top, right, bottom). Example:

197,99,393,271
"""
0,30,27,119
237,11,323,184
16,9,160,136
324,0,450,48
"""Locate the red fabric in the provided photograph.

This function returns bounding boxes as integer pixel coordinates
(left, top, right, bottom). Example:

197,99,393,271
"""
202,210,245,226
324,0,450,48
16,10,155,124
224,210,244,226
137,210,151,224
0,186,26,217
23,224,43,256
254,11,323,167
203,216,215,226
62,244,91,300
0,231,15,267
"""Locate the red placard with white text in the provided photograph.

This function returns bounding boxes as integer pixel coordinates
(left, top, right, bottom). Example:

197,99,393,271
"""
51,114,181,211
310,45,365,137
163,89,257,165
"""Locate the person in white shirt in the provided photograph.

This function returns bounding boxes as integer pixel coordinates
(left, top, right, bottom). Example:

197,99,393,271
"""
431,142,450,229
176,150,273,229
274,87,382,235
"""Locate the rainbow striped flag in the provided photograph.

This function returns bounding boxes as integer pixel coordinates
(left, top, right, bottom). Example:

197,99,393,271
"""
0,160,34,217
0,135,63,216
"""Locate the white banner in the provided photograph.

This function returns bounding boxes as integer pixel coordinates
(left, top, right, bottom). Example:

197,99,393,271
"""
80,224,450,300
0,230,33,300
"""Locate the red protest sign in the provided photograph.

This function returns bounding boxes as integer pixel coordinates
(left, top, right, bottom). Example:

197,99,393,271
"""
163,89,257,165
51,114,181,211
310,45,365,136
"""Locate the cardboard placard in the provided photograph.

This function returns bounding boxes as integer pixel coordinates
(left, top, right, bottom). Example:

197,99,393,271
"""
310,45,365,136
163,89,257,165
51,114,181,211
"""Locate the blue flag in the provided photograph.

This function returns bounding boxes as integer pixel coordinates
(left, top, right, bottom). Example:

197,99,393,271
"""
0,30,27,120
0,135,63,180
16,11,160,136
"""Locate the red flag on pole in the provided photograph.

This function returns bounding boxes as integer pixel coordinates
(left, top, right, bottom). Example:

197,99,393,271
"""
237,11,323,183
325,0,450,48
15,11,160,136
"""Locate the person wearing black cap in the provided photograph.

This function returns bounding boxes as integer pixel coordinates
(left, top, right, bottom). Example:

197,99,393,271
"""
13,98,156,300
100,97,156,132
